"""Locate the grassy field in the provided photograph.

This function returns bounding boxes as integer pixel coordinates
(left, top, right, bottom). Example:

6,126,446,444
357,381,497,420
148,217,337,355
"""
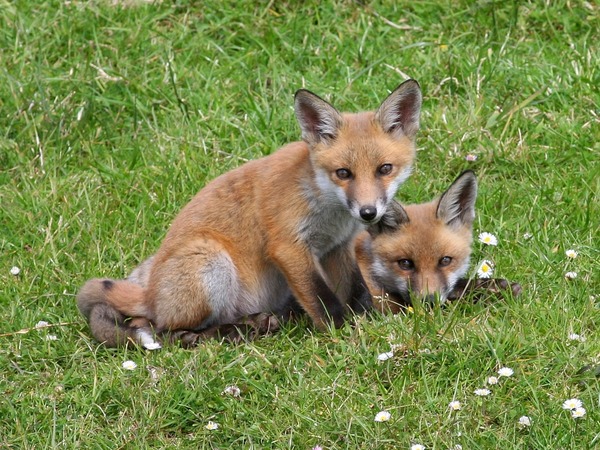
1,0,598,448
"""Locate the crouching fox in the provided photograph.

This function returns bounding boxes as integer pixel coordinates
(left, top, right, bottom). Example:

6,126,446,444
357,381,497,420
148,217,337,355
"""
356,170,521,314
77,80,423,347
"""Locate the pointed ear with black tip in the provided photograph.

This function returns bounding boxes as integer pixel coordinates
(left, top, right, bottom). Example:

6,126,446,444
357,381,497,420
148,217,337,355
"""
294,89,343,147
436,170,478,229
375,79,422,140
368,200,410,237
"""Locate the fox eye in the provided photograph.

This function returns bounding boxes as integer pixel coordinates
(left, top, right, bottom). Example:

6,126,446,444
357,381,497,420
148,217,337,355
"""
378,164,393,175
439,256,453,266
336,168,352,180
397,259,414,271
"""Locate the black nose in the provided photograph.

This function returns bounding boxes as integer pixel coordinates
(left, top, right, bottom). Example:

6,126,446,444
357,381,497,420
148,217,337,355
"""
359,206,377,221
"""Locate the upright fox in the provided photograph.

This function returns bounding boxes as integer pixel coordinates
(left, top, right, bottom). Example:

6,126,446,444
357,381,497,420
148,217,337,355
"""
77,80,423,347
356,170,478,313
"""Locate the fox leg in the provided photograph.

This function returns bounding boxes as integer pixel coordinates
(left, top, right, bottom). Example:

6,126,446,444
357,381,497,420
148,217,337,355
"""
148,236,241,332
448,278,522,302
321,244,373,315
165,313,282,348
268,243,346,330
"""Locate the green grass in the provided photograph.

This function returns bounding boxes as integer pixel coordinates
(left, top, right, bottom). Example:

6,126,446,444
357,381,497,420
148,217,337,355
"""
1,0,599,448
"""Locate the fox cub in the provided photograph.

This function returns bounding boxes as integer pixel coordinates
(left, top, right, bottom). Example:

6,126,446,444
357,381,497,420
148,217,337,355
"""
77,80,423,347
356,170,479,313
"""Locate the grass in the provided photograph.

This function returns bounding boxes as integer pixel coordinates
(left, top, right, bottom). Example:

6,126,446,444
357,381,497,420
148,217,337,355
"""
1,0,598,448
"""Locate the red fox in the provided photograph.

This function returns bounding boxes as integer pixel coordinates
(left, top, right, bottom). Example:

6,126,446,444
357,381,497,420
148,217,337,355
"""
356,170,479,313
77,79,423,347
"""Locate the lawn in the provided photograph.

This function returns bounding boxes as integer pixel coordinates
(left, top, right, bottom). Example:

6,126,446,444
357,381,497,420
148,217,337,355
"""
1,1,598,448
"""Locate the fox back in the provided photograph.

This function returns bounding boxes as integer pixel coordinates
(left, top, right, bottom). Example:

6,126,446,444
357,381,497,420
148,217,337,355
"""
77,80,423,346
356,170,477,313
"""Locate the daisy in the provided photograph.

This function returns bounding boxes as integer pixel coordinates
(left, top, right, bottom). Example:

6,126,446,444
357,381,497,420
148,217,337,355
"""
222,385,241,397
477,260,494,278
571,407,586,418
10,266,20,276
465,154,478,162
487,376,499,385
378,351,394,361
410,445,426,450
518,416,532,427
565,271,577,280
565,249,578,259
448,400,462,411
562,398,582,410
205,421,219,430
374,411,391,422
122,360,137,370
478,232,498,246
568,333,586,342
35,321,49,329
498,367,514,377
474,388,491,396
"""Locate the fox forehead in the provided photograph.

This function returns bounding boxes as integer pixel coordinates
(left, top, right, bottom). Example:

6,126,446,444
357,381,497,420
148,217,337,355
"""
376,210,473,264
312,112,416,171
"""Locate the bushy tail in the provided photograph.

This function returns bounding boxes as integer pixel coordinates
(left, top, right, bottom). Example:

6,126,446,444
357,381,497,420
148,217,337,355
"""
76,278,159,348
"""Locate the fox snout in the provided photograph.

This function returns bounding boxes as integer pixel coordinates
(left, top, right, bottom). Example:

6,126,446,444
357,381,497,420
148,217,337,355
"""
359,205,378,222
349,198,387,224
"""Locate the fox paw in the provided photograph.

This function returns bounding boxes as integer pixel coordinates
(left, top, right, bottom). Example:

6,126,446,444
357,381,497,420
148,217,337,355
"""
448,278,522,302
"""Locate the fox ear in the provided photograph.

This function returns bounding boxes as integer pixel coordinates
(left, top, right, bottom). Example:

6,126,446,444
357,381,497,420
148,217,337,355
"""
368,200,410,237
436,170,478,229
294,89,343,146
375,79,422,140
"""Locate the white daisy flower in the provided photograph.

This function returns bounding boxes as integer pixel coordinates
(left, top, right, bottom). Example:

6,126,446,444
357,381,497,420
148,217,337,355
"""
562,398,582,410
448,400,462,411
10,266,21,276
477,260,494,278
478,232,498,246
410,445,426,450
205,421,219,430
222,385,241,397
122,360,137,370
487,376,499,385
568,333,586,342
474,388,491,396
565,249,578,259
565,271,577,280
35,321,49,329
571,407,586,418
498,367,514,377
378,351,394,361
465,154,478,162
374,411,391,422
518,415,532,427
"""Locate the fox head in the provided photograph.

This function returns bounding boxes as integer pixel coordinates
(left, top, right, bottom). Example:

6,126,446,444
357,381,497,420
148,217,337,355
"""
365,170,478,306
294,80,422,224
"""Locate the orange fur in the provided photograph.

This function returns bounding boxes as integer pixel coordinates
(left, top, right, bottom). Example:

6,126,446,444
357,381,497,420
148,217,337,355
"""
77,80,423,346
